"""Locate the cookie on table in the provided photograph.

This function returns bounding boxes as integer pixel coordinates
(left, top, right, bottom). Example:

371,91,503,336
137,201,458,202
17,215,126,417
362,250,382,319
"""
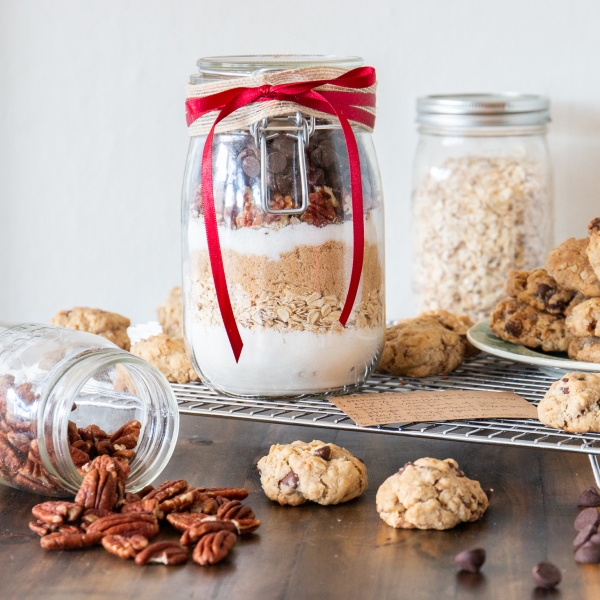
130,334,199,384
378,311,473,378
257,440,367,506
568,337,600,363
545,237,600,297
157,287,182,338
50,307,131,351
538,372,600,433
587,218,600,279
375,458,488,530
566,298,600,338
489,298,571,352
504,268,576,315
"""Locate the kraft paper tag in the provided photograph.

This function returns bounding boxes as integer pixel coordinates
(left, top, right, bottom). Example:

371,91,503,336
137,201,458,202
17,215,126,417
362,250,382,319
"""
329,390,538,427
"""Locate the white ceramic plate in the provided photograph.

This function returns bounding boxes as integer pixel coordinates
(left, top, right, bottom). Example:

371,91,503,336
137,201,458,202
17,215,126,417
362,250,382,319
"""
467,320,600,377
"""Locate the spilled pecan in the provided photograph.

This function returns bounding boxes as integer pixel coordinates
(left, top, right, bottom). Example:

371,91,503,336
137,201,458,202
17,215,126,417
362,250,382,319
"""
144,480,188,503
40,531,103,551
75,468,117,511
121,498,163,520
189,495,220,515
197,487,249,501
192,530,236,566
180,520,237,546
32,501,83,525
134,541,189,566
102,534,148,559
80,508,115,530
166,512,211,532
86,513,159,538
216,499,255,521
160,489,201,515
29,521,81,537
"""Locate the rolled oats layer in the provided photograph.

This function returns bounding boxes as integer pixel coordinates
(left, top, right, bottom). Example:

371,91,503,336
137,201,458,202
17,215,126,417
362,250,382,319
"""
413,155,551,321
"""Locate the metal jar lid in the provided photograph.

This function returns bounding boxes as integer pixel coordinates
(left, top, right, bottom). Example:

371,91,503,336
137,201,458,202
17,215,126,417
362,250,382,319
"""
416,93,550,129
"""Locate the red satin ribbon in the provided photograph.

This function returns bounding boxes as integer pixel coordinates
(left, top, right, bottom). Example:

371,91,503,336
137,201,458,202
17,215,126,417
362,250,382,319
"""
186,66,377,362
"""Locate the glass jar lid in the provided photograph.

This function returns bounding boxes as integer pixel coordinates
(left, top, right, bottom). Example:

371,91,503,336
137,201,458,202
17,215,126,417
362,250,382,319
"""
416,93,550,129
191,54,364,82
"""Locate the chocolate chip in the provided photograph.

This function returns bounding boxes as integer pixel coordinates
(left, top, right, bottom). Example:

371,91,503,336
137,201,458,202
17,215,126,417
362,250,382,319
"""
483,488,493,501
313,445,331,460
267,151,287,174
456,469,465,477
590,533,600,545
454,548,486,573
242,155,260,178
505,321,523,337
275,171,294,195
311,143,336,168
537,283,554,302
575,507,600,531
548,300,567,312
308,167,325,187
562,377,569,382
272,136,296,158
561,387,570,394
575,540,600,564
280,471,299,490
532,562,562,589
578,487,600,507
573,524,597,551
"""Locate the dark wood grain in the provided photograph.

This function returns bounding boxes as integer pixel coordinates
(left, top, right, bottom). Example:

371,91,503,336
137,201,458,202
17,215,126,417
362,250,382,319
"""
1,415,599,600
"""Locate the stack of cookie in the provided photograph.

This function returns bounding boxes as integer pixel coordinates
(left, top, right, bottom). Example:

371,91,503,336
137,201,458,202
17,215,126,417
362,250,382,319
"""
490,217,600,362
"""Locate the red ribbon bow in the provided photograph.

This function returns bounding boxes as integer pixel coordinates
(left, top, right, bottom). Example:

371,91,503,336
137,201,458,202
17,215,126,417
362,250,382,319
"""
185,66,377,362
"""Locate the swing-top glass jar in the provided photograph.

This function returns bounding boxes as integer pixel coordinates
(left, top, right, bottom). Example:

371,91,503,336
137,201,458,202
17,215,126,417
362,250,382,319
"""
0,322,179,496
412,93,554,322
182,55,385,398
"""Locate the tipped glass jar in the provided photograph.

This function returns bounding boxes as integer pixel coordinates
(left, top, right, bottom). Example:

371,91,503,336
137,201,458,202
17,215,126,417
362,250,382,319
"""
0,322,179,496
182,55,385,398
412,94,554,322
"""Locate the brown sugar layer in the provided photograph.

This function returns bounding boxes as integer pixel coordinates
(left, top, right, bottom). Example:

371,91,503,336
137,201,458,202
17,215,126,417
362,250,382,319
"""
189,242,383,333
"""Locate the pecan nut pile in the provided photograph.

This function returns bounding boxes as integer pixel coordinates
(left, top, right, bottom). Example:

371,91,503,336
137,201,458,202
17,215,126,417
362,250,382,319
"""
0,371,142,495
31,471,261,570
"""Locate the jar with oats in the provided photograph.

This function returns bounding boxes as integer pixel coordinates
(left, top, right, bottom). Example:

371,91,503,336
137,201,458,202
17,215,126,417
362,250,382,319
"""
412,94,554,322
182,55,385,398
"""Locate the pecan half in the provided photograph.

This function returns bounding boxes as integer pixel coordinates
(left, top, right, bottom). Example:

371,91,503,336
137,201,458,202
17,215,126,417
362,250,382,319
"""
32,501,83,525
109,420,141,446
29,521,82,537
0,432,21,475
189,496,219,515
7,430,31,453
196,487,249,501
166,512,210,532
75,468,117,511
69,444,90,467
192,530,236,565
138,484,155,499
102,534,148,559
124,492,142,504
121,498,163,520
230,518,261,535
86,513,159,538
160,489,201,515
144,480,188,503
180,520,237,546
80,508,115,530
134,541,189,566
40,531,103,551
216,500,255,521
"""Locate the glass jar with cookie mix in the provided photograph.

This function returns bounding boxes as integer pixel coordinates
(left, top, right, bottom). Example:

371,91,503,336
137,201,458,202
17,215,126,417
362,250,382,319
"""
182,55,385,397
412,94,554,322
0,322,179,496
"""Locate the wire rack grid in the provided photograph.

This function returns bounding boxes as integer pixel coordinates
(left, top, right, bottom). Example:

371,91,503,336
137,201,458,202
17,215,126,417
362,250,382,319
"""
130,323,600,486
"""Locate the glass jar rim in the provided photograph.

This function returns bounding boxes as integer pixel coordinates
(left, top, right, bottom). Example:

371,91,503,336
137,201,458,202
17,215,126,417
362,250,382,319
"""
193,54,364,81
417,93,550,128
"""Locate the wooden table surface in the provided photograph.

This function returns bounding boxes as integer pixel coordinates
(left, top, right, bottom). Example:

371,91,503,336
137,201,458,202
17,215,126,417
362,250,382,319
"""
1,414,600,600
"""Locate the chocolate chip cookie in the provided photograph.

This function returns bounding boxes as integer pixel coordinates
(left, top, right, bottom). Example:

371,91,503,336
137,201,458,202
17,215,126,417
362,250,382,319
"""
566,298,600,338
130,334,199,384
157,287,182,338
538,373,600,433
375,458,488,530
257,440,367,506
587,218,600,279
568,337,600,363
504,268,576,314
546,237,600,297
50,307,131,351
378,311,473,378
489,298,571,352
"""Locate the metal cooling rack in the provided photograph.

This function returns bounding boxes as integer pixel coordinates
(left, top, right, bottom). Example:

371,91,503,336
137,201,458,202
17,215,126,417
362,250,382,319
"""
129,323,600,486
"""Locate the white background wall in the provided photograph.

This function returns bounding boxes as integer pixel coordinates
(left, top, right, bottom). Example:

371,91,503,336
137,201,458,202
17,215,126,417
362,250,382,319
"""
1,0,599,326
